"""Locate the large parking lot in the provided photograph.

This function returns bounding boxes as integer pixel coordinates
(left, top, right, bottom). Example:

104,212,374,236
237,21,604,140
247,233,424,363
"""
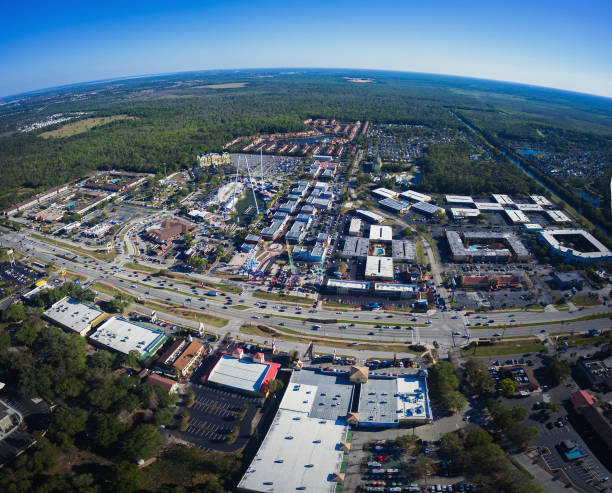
178,384,261,453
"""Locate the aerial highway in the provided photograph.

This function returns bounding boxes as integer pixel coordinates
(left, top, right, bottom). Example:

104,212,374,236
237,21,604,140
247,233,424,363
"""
2,229,609,358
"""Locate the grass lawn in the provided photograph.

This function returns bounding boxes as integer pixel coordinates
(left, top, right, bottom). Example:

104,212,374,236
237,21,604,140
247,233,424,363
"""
39,115,136,138
253,290,313,305
230,305,251,310
561,333,612,348
322,300,358,309
464,340,544,356
415,240,426,265
469,311,611,330
571,294,601,306
124,261,158,273
65,271,88,282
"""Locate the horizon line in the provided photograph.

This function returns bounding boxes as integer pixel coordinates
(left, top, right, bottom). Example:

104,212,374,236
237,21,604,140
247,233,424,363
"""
2,66,612,103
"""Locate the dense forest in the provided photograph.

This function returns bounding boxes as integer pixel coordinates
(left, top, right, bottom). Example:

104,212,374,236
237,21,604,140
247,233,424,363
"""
0,69,610,231
0,299,240,493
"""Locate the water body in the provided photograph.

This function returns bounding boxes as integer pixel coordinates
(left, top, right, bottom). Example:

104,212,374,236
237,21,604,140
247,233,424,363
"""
516,148,538,156
576,190,601,207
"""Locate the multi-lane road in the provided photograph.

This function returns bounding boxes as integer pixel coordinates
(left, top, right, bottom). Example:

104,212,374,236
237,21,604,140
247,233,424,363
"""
2,230,610,357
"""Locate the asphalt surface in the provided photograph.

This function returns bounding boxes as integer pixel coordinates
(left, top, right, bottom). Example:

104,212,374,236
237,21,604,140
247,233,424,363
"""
1,230,610,361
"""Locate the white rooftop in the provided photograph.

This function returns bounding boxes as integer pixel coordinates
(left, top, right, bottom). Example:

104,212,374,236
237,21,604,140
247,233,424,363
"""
369,225,393,242
399,190,431,202
516,203,544,212
44,297,104,335
505,209,530,223
531,195,552,206
540,229,611,259
355,209,384,223
89,317,166,357
372,187,397,199
365,256,394,279
451,207,480,218
348,217,362,234
493,194,514,205
327,278,370,291
208,354,271,393
474,202,504,211
445,195,474,204
280,383,318,413
547,210,572,223
238,409,345,493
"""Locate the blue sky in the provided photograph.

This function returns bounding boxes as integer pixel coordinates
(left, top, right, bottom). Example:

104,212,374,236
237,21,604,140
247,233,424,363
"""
1,0,611,98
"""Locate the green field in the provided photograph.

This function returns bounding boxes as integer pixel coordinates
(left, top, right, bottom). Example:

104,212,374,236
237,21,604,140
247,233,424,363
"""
253,290,313,305
464,340,545,356
40,115,136,138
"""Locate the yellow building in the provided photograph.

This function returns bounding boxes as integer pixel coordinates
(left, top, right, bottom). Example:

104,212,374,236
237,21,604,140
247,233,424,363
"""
197,152,232,167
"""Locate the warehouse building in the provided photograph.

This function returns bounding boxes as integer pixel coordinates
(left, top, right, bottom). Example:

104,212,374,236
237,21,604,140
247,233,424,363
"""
399,190,431,202
493,194,514,205
369,225,393,242
531,195,553,207
348,218,362,236
451,208,480,219
378,197,409,214
89,317,167,359
204,352,281,394
539,229,612,264
516,203,544,212
445,195,474,204
475,202,504,211
547,210,572,223
341,236,370,259
373,283,418,299
411,201,445,216
355,209,384,223
371,187,397,200
326,278,370,295
238,369,351,493
356,372,432,426
391,239,417,263
43,297,106,336
505,209,530,224
365,256,394,280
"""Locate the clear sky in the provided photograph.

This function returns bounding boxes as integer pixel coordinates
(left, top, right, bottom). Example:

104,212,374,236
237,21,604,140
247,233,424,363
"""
1,0,611,98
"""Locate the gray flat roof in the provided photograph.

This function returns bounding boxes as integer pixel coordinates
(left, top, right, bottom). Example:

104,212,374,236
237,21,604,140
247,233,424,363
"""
290,370,354,421
358,374,432,425
378,197,407,212
411,201,445,215
89,317,167,357
446,230,529,260
392,239,417,262
208,354,271,393
44,296,104,334
342,236,369,258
